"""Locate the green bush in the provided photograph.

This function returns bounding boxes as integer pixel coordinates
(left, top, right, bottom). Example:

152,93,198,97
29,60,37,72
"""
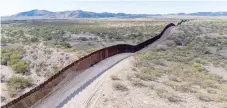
1,55,8,65
59,42,72,48
43,35,52,41
7,58,20,66
10,53,23,59
1,47,29,74
30,37,39,42
11,61,29,74
1,47,24,64
7,76,33,90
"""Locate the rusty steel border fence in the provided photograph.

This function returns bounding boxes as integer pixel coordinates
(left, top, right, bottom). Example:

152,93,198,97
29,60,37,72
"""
2,21,187,108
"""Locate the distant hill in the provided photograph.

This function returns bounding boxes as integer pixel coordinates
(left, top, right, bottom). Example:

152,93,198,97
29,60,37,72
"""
8,9,150,18
13,9,55,17
3,9,227,19
176,12,227,16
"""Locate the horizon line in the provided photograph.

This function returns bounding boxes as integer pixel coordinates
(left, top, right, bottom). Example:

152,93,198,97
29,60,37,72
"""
4,9,227,17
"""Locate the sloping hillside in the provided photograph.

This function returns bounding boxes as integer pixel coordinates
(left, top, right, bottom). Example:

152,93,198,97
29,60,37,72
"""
60,20,227,108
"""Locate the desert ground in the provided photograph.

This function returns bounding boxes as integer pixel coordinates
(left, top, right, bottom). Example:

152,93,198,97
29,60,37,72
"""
1,18,227,107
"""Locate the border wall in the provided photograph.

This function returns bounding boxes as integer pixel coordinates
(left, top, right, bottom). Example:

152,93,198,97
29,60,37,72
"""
2,23,176,108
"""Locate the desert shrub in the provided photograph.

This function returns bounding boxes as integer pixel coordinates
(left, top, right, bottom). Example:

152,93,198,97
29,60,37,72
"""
52,66,59,73
1,74,6,82
154,85,169,98
110,75,121,80
78,37,88,41
85,46,97,53
155,45,168,51
164,81,197,93
197,93,214,102
135,70,161,81
131,80,146,87
168,75,182,82
7,58,20,66
7,76,33,90
1,47,29,74
1,47,25,65
135,73,154,81
11,61,29,74
43,35,52,41
207,73,222,81
136,51,152,60
153,59,168,66
207,88,217,94
194,58,207,65
192,63,202,68
58,42,72,48
30,37,39,42
1,49,12,65
112,82,129,91
1,37,7,43
44,71,55,77
35,66,42,76
10,53,23,59
66,48,77,52
167,95,182,102
154,85,182,102
1,55,8,65
200,80,219,89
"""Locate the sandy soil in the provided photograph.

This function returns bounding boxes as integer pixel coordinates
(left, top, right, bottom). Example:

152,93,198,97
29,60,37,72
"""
62,56,135,108
1,65,15,104
204,64,227,79
61,56,226,108
1,44,78,104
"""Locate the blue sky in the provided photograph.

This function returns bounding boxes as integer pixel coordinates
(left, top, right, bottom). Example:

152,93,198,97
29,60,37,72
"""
1,0,227,16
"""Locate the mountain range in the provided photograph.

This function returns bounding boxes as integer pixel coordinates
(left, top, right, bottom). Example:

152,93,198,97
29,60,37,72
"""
3,9,227,19
6,9,150,18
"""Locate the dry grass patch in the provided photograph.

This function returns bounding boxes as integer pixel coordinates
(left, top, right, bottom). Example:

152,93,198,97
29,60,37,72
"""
218,94,227,102
164,81,197,93
131,20,227,105
112,82,129,91
207,88,217,94
154,85,182,102
197,92,215,102
165,63,223,89
154,85,169,98
7,76,33,97
168,75,182,82
131,80,147,87
221,103,227,108
135,70,161,81
167,95,182,102
196,90,227,103
110,75,121,80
